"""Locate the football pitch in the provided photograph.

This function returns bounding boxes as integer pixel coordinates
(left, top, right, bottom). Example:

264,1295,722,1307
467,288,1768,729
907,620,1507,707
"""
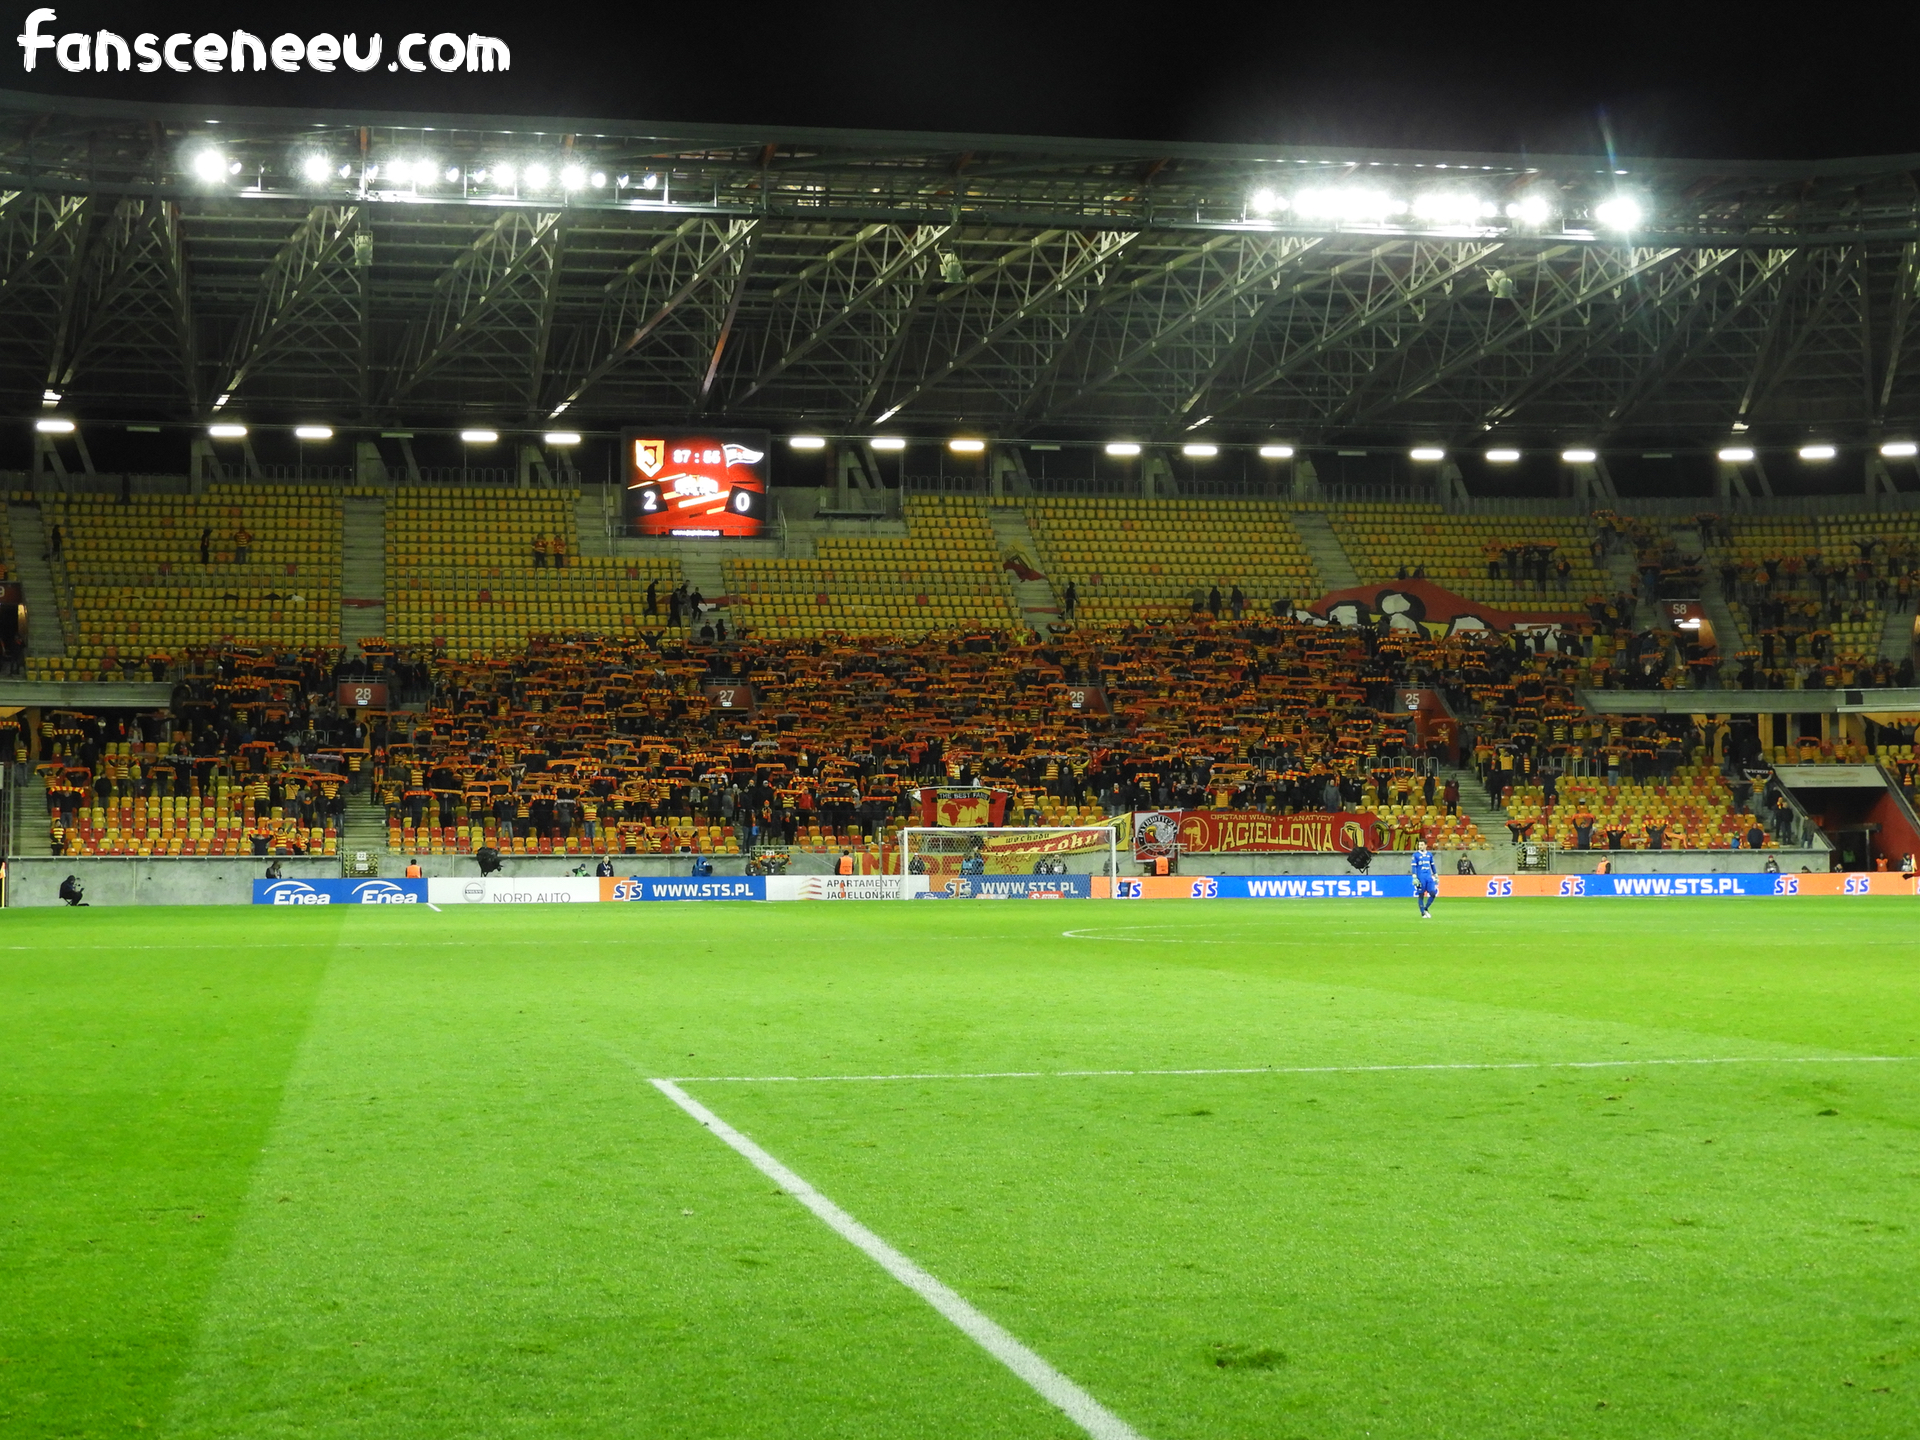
5,899,1919,1439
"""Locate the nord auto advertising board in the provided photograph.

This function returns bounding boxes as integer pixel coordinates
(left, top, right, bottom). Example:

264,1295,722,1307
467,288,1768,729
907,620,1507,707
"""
624,429,770,538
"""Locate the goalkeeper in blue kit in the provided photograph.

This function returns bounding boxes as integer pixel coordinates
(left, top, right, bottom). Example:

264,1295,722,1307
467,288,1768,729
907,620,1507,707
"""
1410,840,1438,918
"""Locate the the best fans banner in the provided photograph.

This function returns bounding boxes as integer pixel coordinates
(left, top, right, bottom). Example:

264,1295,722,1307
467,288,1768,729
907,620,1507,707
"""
918,787,1011,827
1134,809,1383,853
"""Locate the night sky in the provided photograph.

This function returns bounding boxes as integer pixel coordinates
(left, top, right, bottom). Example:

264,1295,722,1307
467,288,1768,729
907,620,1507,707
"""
9,0,1920,160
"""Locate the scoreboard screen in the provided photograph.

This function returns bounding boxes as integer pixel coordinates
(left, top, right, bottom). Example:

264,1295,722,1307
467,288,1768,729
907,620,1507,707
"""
623,428,771,538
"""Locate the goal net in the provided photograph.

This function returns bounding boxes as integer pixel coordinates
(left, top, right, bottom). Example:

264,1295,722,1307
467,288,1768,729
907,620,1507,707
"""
896,825,1120,899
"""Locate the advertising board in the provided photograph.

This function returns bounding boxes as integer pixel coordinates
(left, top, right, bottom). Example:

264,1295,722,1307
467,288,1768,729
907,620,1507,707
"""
253,878,428,904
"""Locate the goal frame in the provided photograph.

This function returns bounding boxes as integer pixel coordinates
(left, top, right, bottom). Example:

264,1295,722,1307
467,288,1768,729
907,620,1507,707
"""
896,824,1121,899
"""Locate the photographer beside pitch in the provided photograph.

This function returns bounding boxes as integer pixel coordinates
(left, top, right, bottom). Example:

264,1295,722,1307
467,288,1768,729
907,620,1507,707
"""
1411,840,1439,919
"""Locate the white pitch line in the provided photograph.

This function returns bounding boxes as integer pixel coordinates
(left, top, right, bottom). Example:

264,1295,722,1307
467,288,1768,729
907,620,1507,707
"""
650,1078,1148,1440
663,1054,1916,1084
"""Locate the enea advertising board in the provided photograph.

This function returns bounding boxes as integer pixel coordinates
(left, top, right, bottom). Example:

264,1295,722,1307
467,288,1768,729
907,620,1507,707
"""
623,428,771,538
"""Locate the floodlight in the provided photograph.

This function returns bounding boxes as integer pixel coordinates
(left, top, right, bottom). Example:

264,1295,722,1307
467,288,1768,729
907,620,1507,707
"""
642,173,660,189
1296,188,1403,223
293,425,334,441
299,153,331,185
543,431,582,446
1595,196,1644,230
490,163,515,185
1257,444,1296,459
560,164,587,190
1485,448,1521,463
459,429,499,444
1412,192,1493,224
34,418,74,434
788,435,827,450
41,389,60,405
948,437,986,454
1506,194,1553,226
1798,443,1836,461
589,171,607,188
1409,446,1446,461
1881,440,1918,458
869,437,907,451
1105,442,1143,457
1561,448,1598,463
444,167,462,184
208,424,248,439
1181,443,1218,458
1717,446,1755,463
523,163,551,189
191,149,227,183
1248,188,1286,215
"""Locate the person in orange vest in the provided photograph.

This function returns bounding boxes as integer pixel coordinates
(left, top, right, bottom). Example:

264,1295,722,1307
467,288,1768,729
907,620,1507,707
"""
405,856,423,878
836,850,855,875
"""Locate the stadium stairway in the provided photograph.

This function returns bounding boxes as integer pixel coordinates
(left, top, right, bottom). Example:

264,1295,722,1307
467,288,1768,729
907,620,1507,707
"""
339,496,386,654
1879,597,1917,663
7,504,69,657
11,768,53,856
574,490,614,559
1438,761,1516,871
1698,562,1748,663
1288,511,1361,590
674,545,734,632
342,790,390,860
985,505,1061,632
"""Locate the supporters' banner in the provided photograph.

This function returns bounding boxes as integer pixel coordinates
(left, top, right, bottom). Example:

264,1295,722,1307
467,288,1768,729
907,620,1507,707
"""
1136,809,1382,854
1300,579,1584,637
918,786,1011,827
253,878,426,904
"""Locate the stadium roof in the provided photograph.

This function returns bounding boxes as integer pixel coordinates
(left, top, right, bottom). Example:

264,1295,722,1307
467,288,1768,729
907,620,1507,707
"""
5,86,1920,448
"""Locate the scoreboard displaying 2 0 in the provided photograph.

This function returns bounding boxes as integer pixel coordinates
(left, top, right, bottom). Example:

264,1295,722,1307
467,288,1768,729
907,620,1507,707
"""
623,428,771,538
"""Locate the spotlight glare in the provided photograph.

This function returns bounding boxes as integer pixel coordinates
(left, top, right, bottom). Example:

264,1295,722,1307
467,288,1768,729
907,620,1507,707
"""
1485,448,1521,463
1104,441,1143,457
1248,188,1287,216
1595,196,1644,230
293,425,334,441
191,149,226,183
491,163,515,185
524,163,552,189
948,437,986,454
34,418,75,434
1256,443,1295,459
1880,440,1918,458
1411,192,1490,225
869,437,907,451
299,153,331,185
1717,446,1755,463
1798,443,1837,461
1561,448,1598,464
560,164,587,190
1409,446,1446,461
589,171,607,188
459,429,499,444
1506,194,1553,226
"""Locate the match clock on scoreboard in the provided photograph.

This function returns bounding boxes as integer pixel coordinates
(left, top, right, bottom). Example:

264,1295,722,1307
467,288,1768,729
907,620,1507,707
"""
623,427,771,538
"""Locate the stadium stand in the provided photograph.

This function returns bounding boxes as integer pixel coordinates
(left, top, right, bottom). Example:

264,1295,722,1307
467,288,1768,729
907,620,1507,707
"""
383,488,683,653
723,495,1021,638
27,485,342,678
1021,497,1324,623
1323,501,1611,610
1701,512,1920,679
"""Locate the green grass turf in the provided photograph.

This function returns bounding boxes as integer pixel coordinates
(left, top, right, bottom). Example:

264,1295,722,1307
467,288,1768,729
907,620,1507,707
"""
3,898,1919,1439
